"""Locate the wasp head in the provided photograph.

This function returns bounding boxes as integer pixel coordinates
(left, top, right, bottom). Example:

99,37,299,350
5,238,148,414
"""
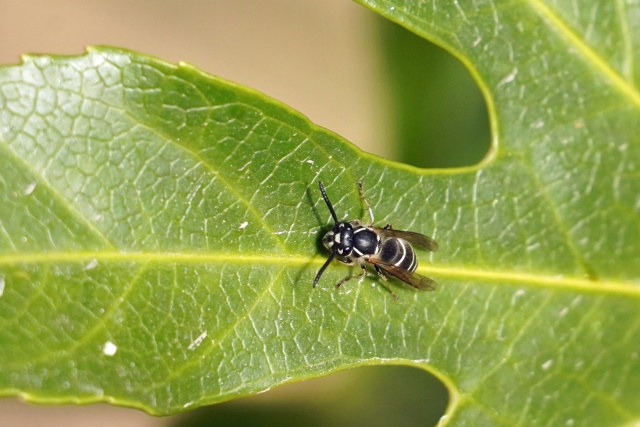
314,181,359,288
323,222,354,257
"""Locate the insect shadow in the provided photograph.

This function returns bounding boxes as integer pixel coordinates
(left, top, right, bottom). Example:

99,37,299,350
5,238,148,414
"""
288,184,337,288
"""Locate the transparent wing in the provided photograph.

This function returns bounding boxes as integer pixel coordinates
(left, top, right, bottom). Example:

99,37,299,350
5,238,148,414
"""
371,227,439,251
367,257,437,291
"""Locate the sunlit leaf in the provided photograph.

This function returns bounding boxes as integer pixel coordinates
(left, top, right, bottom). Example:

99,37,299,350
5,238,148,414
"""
1,0,639,423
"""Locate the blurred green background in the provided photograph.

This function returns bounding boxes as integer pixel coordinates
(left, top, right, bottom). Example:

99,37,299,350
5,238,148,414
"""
380,19,490,168
0,1,489,426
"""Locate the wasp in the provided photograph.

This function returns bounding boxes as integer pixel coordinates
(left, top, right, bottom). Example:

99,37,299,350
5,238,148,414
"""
313,180,439,299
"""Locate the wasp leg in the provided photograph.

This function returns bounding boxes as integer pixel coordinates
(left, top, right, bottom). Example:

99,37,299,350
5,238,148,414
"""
335,264,367,288
384,223,394,230
380,282,398,301
373,264,388,281
376,275,398,300
370,265,397,300
357,180,375,225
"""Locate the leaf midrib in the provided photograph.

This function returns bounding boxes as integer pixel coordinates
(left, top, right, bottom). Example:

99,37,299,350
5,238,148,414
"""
1,251,637,296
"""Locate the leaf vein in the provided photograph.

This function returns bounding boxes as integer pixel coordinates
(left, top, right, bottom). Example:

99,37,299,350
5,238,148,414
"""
0,136,115,249
527,0,640,107
0,251,638,295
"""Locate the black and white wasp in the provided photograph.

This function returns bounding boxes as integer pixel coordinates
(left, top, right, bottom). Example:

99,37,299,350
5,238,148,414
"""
313,180,439,299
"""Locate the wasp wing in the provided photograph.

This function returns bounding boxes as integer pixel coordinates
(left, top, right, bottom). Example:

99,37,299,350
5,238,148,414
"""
367,257,437,291
371,227,439,251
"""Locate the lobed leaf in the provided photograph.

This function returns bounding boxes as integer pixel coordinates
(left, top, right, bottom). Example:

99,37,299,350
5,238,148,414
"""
0,0,639,424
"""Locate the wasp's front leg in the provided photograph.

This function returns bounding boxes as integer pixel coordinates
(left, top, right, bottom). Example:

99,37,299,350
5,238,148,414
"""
335,262,367,288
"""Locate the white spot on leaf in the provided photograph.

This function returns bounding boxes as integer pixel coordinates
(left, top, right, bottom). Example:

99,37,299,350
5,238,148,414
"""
103,341,117,356
0,275,4,297
498,68,517,86
84,259,99,270
188,330,208,350
239,221,249,229
510,289,525,305
1,124,15,133
541,359,553,370
526,242,540,252
24,183,36,195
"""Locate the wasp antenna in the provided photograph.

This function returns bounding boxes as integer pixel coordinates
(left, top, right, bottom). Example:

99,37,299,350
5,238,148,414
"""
318,181,339,224
313,251,336,288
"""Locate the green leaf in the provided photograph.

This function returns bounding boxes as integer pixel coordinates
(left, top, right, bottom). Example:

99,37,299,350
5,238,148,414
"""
0,0,639,423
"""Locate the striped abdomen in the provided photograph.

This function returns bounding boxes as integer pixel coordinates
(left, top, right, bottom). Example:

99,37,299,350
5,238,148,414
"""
377,238,417,272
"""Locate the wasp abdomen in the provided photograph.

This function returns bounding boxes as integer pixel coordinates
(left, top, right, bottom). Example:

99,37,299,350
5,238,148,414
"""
378,238,417,272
